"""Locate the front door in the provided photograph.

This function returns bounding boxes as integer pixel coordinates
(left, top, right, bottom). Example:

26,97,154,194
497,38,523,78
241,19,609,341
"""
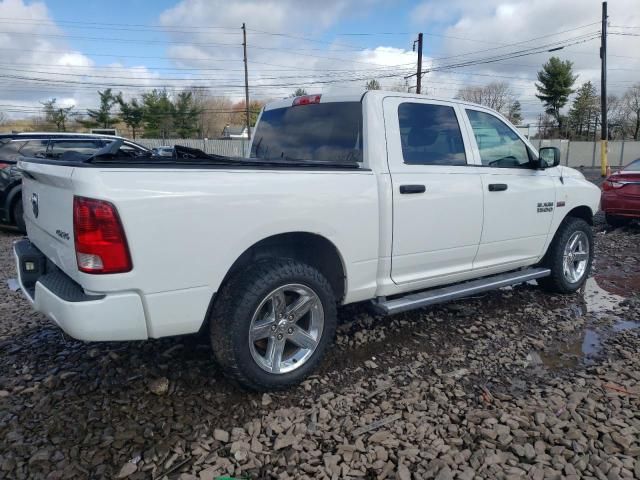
384,97,484,286
462,108,556,270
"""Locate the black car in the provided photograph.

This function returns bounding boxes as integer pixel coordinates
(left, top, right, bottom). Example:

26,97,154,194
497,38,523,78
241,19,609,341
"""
0,133,150,232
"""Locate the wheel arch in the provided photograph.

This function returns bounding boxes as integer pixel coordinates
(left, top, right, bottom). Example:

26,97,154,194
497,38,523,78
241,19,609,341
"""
223,232,347,301
541,205,594,265
199,231,347,336
565,205,594,226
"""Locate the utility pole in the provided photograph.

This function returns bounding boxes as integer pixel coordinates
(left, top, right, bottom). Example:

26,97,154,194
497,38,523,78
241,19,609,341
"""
414,33,423,94
600,1,608,176
242,23,251,141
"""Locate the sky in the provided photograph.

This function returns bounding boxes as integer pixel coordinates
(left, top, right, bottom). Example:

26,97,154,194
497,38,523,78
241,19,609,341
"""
0,0,639,123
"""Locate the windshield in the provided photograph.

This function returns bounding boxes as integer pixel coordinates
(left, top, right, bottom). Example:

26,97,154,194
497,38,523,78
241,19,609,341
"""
250,102,363,164
623,159,640,172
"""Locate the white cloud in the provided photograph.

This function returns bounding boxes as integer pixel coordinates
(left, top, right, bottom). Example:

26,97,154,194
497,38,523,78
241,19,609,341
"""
412,0,640,120
0,0,164,119
158,0,415,100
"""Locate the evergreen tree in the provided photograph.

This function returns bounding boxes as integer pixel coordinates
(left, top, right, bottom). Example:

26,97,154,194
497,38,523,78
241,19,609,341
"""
172,91,201,138
80,89,119,128
141,89,174,139
116,95,145,139
507,100,522,125
568,82,598,139
366,79,381,90
535,57,577,133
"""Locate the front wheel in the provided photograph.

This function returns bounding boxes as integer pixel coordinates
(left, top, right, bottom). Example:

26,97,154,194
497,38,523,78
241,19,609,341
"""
209,258,337,391
538,217,593,293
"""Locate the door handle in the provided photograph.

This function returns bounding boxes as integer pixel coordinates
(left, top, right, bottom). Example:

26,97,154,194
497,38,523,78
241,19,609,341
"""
488,183,508,192
399,184,426,194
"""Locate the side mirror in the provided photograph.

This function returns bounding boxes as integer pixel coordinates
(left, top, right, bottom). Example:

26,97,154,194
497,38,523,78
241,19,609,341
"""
537,147,560,169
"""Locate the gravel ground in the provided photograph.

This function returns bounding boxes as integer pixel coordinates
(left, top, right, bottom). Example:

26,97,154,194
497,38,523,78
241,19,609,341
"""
0,218,639,480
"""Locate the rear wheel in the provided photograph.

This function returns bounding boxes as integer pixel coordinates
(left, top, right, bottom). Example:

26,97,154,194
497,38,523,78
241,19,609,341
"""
209,258,337,391
605,213,631,228
539,217,593,293
12,198,25,233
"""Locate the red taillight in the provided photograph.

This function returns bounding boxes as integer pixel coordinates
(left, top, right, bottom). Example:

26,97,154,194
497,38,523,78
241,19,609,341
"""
292,94,321,106
73,196,132,274
0,163,10,169
602,179,625,191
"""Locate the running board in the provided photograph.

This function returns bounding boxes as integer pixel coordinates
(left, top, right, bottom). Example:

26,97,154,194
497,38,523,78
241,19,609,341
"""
370,267,551,315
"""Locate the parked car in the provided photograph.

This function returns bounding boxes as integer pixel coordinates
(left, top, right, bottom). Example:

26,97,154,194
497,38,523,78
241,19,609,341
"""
0,133,150,232
601,159,640,227
13,92,600,390
151,146,174,157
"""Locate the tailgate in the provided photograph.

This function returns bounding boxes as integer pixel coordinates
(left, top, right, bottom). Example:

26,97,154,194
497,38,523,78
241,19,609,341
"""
19,160,79,281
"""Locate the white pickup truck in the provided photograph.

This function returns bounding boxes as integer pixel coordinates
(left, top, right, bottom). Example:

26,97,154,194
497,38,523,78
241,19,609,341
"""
14,91,600,390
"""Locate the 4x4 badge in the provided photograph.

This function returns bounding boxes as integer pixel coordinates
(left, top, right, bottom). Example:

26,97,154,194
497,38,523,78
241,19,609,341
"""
31,193,39,218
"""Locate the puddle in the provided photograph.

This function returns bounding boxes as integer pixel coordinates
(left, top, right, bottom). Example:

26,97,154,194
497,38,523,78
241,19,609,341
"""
538,319,640,370
580,277,625,315
535,279,639,369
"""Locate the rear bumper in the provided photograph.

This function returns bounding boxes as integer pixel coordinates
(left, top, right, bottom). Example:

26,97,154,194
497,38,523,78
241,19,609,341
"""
601,191,640,218
13,239,148,341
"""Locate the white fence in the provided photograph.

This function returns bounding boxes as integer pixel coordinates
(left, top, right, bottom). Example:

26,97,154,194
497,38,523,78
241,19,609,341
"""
136,139,249,157
535,139,640,168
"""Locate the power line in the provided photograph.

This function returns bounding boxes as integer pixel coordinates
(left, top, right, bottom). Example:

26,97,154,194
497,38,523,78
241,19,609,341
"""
424,22,600,65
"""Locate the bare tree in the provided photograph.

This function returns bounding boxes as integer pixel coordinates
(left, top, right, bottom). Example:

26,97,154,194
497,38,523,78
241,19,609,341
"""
41,98,75,131
200,96,234,138
388,81,409,93
622,83,640,140
456,82,517,116
0,111,7,126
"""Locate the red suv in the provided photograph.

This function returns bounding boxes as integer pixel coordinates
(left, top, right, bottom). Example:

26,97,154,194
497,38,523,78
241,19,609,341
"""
601,159,640,227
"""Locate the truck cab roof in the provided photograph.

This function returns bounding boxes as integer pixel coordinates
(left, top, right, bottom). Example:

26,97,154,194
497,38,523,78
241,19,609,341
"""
265,90,494,111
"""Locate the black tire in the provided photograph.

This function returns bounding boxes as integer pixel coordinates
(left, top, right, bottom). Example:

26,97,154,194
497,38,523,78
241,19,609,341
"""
12,198,26,233
605,213,631,229
209,258,337,391
538,217,593,294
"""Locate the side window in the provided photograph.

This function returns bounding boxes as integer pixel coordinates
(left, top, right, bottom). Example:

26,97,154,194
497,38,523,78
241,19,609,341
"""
18,140,48,157
398,103,466,165
48,140,103,159
466,110,531,168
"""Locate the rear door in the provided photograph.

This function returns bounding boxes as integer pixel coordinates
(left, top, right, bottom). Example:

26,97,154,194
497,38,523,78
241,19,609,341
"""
462,108,556,269
384,97,484,285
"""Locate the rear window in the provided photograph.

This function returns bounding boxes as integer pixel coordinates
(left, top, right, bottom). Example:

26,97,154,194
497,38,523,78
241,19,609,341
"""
49,140,104,159
250,102,362,164
19,140,48,157
624,159,640,172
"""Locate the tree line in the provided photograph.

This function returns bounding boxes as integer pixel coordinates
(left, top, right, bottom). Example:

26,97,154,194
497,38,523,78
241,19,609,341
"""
4,63,639,141
39,88,266,140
